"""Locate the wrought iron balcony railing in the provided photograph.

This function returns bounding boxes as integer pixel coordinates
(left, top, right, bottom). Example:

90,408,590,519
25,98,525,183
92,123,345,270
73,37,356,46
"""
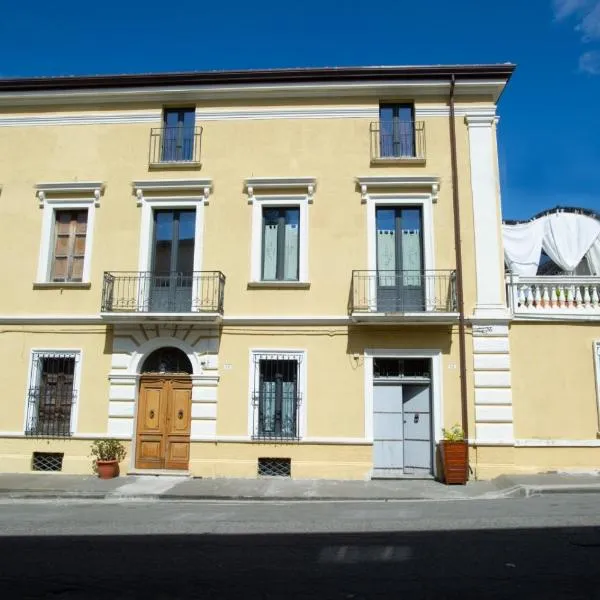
252,392,301,442
25,389,74,438
351,270,457,314
370,120,426,161
101,271,225,314
149,126,203,164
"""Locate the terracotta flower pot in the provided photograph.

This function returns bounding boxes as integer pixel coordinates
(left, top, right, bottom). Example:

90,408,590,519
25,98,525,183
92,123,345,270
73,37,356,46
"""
96,460,120,479
440,440,468,485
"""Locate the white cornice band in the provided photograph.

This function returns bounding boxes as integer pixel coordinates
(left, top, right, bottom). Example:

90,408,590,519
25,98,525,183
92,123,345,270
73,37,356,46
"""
35,181,105,207
133,179,213,205
0,79,508,108
356,176,441,203
0,105,499,127
245,177,317,203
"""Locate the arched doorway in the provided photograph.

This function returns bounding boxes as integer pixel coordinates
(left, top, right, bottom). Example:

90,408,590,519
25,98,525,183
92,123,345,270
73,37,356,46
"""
135,347,193,471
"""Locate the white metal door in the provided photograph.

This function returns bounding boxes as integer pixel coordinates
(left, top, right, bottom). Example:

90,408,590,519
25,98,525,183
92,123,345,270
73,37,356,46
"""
402,384,432,475
372,384,404,478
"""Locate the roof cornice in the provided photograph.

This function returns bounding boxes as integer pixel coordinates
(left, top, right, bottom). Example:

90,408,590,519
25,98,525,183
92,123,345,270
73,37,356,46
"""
0,64,516,107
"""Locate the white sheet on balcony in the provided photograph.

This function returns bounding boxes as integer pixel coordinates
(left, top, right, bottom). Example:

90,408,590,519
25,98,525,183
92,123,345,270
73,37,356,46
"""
502,219,544,276
587,236,600,276
542,212,600,272
503,212,600,276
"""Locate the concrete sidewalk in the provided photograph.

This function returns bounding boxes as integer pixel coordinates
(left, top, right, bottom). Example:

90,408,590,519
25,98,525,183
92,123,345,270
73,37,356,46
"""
0,471,599,501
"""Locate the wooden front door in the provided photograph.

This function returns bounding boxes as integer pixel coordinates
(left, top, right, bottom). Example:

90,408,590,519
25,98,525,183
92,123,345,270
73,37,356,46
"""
135,376,192,470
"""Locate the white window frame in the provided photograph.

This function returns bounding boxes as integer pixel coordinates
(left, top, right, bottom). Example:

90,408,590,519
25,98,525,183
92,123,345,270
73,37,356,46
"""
366,193,436,311
36,198,97,284
248,349,307,440
250,195,309,284
23,349,83,436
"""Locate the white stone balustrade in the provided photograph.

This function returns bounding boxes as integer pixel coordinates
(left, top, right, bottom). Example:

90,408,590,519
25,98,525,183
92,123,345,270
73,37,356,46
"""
507,275,600,315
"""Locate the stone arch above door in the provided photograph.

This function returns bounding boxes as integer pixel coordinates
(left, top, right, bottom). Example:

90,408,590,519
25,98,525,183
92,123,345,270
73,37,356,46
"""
107,325,220,440
141,346,194,375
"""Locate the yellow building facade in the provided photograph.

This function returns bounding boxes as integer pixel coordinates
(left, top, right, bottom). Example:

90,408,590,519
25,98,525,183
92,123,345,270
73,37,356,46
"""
0,65,598,479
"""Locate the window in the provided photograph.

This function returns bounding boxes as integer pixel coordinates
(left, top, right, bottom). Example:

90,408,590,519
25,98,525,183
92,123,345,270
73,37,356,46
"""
36,183,100,285
262,207,300,281
162,108,196,162
51,210,88,282
250,351,305,440
379,103,415,158
25,351,80,437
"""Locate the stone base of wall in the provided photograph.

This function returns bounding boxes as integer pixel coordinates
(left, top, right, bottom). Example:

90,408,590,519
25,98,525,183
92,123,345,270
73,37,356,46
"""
471,444,600,479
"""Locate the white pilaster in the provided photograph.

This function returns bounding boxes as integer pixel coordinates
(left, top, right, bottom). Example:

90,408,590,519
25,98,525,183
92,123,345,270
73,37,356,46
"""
465,112,508,319
472,322,514,443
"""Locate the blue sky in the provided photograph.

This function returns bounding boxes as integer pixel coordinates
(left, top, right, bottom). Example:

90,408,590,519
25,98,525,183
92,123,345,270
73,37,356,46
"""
1,0,599,220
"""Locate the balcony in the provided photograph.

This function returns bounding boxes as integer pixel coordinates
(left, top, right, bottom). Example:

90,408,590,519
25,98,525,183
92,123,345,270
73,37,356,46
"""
101,271,225,323
507,275,600,319
370,121,426,164
148,126,202,167
350,270,458,323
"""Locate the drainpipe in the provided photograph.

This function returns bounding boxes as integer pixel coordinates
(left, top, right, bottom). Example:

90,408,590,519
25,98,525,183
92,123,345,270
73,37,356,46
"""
448,74,469,442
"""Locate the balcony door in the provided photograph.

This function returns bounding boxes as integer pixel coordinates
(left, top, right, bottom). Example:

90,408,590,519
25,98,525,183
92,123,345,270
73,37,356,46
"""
379,104,415,158
150,209,195,312
376,207,424,312
162,108,195,162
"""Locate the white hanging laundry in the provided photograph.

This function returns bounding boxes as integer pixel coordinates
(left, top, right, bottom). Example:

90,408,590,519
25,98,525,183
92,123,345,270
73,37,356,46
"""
542,212,600,273
586,235,600,276
502,219,545,276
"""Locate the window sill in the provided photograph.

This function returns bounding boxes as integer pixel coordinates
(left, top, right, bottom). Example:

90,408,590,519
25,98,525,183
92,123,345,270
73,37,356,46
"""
370,157,426,166
33,282,92,290
247,281,311,290
148,161,202,170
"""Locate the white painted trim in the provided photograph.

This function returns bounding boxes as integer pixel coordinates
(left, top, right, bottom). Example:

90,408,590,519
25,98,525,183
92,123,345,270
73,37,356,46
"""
515,439,600,448
35,182,105,200
133,179,213,205
512,313,600,322
36,197,98,284
356,176,440,203
0,315,103,324
249,194,310,284
363,349,443,449
465,115,506,317
245,177,316,203
23,349,83,436
136,198,205,298
127,337,203,376
594,341,600,435
248,349,307,440
0,112,159,127
0,431,130,440
223,315,349,325
0,79,509,108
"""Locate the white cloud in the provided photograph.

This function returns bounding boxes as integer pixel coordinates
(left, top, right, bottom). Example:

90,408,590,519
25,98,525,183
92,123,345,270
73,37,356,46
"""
579,50,600,73
577,2,600,39
553,0,591,20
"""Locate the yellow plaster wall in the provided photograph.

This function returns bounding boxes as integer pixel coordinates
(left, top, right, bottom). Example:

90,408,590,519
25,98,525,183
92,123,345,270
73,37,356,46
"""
510,323,600,440
0,327,112,433
0,99,494,318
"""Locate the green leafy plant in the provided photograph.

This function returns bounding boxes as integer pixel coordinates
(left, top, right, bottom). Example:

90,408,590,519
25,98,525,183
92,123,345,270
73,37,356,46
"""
90,439,127,463
442,424,465,442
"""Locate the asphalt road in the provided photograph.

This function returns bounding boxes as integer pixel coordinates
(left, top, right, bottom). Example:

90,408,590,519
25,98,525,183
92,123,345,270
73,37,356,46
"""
1,496,600,599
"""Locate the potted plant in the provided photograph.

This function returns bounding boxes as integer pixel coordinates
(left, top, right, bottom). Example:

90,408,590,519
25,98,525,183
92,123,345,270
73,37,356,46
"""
440,424,468,485
90,439,127,479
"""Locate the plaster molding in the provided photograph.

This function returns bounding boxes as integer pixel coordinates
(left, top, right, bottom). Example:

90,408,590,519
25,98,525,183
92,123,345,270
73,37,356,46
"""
244,177,316,204
356,176,440,203
132,179,213,206
35,181,105,208
0,79,509,108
